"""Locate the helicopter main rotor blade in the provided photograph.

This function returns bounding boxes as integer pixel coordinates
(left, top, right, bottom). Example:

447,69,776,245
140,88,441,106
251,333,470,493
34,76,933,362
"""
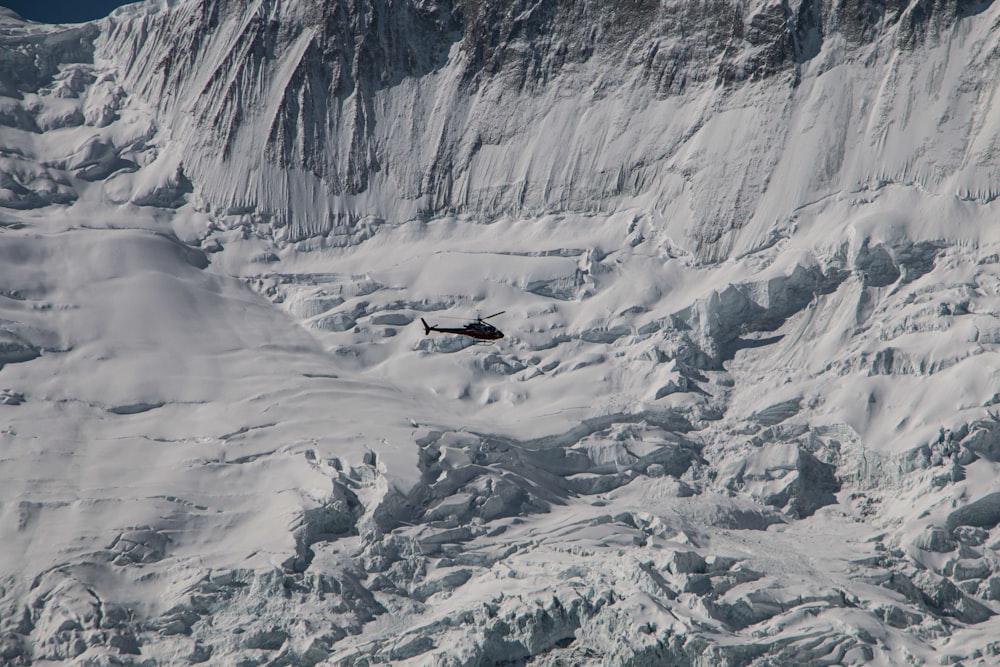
481,310,505,320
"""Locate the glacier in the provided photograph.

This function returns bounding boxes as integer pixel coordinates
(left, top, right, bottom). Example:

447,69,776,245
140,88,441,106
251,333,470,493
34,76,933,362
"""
2,0,1000,665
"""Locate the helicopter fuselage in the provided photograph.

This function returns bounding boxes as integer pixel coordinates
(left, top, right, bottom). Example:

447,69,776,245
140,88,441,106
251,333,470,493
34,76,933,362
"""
420,318,504,340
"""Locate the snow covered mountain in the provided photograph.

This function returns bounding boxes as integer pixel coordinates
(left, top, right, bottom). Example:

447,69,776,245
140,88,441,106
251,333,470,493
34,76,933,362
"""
2,0,1000,664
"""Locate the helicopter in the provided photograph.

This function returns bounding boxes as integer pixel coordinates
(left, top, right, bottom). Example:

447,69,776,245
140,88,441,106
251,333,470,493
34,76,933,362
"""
420,311,505,341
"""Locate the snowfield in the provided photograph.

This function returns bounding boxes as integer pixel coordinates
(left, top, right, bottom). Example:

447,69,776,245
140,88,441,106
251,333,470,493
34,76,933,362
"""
3,1,1000,665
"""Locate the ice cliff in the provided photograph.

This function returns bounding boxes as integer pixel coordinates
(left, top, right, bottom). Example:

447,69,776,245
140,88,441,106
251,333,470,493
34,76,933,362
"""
90,0,1000,254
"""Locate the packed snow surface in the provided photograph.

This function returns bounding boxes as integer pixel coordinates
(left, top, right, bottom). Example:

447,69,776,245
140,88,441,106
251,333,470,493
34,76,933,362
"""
3,0,1000,665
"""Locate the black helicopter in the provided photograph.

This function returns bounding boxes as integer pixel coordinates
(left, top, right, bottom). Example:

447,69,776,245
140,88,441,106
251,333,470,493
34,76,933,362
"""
420,311,505,341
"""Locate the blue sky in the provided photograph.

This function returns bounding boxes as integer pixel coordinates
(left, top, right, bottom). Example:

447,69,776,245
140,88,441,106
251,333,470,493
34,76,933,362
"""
4,1,140,23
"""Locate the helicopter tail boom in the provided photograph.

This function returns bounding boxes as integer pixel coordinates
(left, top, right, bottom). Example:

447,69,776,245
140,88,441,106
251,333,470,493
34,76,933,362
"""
421,318,432,335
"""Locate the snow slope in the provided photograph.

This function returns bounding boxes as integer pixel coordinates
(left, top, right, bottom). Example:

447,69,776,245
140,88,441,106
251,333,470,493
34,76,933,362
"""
93,0,1000,256
2,1,1000,665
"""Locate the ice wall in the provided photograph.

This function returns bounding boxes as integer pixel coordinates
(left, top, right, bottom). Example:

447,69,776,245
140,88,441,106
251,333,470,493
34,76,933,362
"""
91,0,1000,257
